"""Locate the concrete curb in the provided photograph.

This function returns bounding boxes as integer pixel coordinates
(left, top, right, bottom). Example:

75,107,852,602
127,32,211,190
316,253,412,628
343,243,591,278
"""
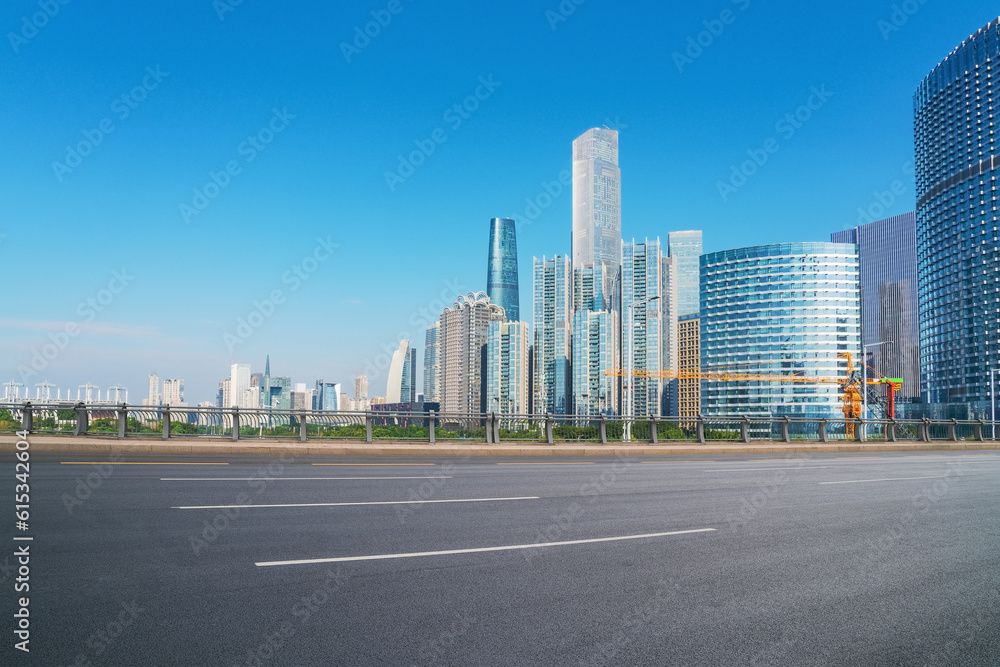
3,435,998,457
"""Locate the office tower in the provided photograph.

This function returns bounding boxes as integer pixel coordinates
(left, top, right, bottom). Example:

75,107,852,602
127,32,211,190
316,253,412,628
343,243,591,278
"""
229,363,251,408
678,315,700,424
355,374,368,401
147,372,159,406
162,379,184,406
315,380,341,410
250,372,263,388
386,340,414,404
290,391,307,411
622,239,664,417
440,292,506,414
700,242,861,418
572,310,619,415
533,255,573,414
485,320,530,414
221,379,232,408
216,380,225,408
668,230,703,317
486,218,520,321
242,386,259,409
661,255,680,416
573,128,621,301
424,322,441,404
832,212,920,403
260,356,291,410
915,19,1000,417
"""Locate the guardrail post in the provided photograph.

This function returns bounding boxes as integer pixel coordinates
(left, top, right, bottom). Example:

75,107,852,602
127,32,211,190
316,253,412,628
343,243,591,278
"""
887,419,897,442
545,412,553,444
948,419,958,442
484,413,493,443
920,418,931,442
974,419,984,442
696,415,705,444
429,410,436,443
163,405,172,440
230,407,239,442
740,416,750,443
649,417,657,444
854,419,864,442
74,402,89,436
492,412,500,444
21,402,32,433
781,416,791,444
600,415,607,444
818,418,827,443
299,410,307,442
365,411,373,443
117,403,127,439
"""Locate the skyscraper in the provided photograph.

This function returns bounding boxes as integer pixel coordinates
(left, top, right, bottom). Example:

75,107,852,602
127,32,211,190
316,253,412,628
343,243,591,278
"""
915,18,1000,417
486,217,519,321
678,315,700,425
572,310,619,416
424,322,441,404
402,346,417,404
440,292,506,414
355,374,368,401
386,340,416,404
622,238,664,417
260,355,291,410
533,255,573,414
832,212,920,403
668,230,703,317
485,320,530,414
162,379,184,406
700,242,862,418
573,128,621,302
229,363,251,408
660,255,680,416
147,372,159,406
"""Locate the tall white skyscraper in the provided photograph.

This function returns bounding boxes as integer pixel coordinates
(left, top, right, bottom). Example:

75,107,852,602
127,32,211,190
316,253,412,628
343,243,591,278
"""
162,379,184,406
385,339,410,404
147,372,159,406
229,363,250,408
573,128,621,302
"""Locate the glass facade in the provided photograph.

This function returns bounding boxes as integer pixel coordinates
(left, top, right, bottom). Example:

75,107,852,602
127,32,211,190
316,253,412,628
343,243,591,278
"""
533,255,573,414
572,310,619,415
832,212,920,400
915,18,1000,417
423,322,440,404
700,243,862,418
622,239,664,417
486,218,519,321
573,128,621,302
668,230,703,317
486,321,530,414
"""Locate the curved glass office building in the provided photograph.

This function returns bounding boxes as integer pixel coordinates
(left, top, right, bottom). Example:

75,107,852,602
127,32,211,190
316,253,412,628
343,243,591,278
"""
915,18,1000,417
700,243,861,418
486,218,519,321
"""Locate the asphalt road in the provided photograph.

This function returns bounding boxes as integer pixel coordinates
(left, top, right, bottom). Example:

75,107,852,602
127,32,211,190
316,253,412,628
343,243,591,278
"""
3,449,999,666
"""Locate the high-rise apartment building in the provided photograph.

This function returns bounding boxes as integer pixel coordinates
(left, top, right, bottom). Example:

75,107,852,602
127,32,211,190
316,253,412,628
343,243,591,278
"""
915,18,1000,417
678,315,700,424
668,230,703,317
355,374,368,401
660,255,680,416
622,239,665,417
424,322,441,404
700,243,861,418
229,363,251,408
533,255,573,414
573,128,621,302
487,218,519,321
147,372,159,406
440,292,506,414
485,320,530,414
162,379,184,406
572,310,619,415
832,212,920,402
221,378,232,409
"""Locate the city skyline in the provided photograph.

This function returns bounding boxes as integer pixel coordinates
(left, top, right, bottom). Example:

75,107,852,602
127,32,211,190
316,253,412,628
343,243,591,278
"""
5,3,999,404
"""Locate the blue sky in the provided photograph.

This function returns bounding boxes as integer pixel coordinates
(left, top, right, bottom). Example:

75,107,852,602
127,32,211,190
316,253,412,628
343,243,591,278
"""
3,0,997,404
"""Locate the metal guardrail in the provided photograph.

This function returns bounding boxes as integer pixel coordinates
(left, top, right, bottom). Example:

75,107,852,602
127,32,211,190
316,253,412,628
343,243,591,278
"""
0,402,997,445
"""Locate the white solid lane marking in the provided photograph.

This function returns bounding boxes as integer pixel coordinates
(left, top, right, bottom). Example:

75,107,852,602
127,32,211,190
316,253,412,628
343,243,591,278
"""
255,528,718,567
820,475,943,485
705,466,829,472
160,476,452,481
173,496,538,510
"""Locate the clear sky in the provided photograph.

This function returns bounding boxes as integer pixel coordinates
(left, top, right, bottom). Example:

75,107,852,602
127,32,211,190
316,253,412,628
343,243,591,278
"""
3,0,998,404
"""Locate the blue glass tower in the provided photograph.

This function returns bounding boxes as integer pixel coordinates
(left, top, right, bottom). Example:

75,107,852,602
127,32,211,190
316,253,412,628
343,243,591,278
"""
487,217,520,321
915,18,1000,417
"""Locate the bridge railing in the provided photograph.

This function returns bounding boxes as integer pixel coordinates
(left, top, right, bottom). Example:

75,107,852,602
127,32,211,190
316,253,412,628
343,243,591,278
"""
0,402,997,445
